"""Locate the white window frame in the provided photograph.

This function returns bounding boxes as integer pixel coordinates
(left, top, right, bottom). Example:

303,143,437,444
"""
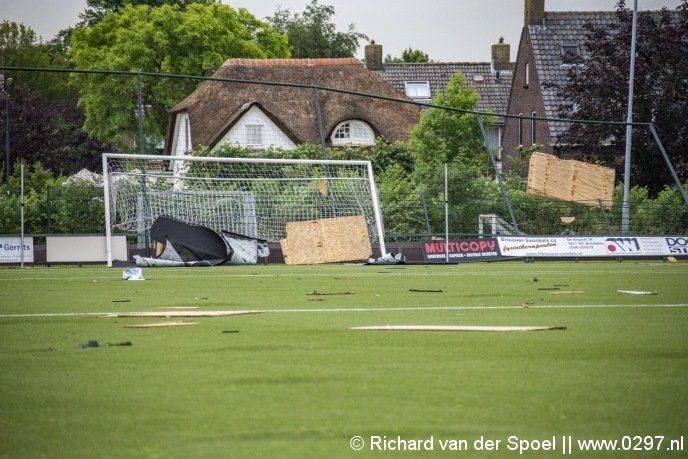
404,81,431,99
331,120,375,146
246,124,263,148
561,44,580,59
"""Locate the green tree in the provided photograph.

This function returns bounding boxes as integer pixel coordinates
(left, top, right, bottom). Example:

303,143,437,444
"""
0,162,105,234
558,0,688,194
1,21,109,178
384,47,430,63
0,21,70,97
79,0,213,26
268,0,367,58
407,71,497,234
409,71,486,169
69,2,290,150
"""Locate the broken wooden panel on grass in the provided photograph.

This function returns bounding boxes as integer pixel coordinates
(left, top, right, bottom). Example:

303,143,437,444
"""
350,325,567,332
280,215,372,265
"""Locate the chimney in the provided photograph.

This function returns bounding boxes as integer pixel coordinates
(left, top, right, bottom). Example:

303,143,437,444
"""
364,40,383,71
524,0,545,26
491,37,511,72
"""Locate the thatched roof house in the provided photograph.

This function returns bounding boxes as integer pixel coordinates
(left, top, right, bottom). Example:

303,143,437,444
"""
164,58,421,155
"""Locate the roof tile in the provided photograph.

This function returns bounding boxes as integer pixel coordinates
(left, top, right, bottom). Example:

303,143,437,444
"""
529,11,616,140
373,62,514,116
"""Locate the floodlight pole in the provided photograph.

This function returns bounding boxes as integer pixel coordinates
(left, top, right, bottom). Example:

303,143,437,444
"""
444,163,449,263
621,0,638,234
20,163,24,268
136,73,145,155
2,76,10,185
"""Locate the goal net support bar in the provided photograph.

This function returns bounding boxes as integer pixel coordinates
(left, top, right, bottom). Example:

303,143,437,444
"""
102,153,386,266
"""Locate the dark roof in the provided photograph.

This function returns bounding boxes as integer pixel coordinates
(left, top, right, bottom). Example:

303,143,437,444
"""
529,11,616,140
372,62,514,115
165,58,420,152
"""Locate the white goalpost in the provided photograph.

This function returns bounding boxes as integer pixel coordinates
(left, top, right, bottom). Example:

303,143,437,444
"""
102,153,386,266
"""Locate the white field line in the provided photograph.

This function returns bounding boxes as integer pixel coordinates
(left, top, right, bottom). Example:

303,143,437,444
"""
1,266,687,282
3,269,688,283
1,303,687,319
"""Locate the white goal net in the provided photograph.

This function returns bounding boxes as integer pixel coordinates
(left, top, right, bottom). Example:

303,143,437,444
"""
102,154,386,265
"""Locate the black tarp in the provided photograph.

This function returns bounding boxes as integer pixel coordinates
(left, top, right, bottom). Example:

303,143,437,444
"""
134,216,267,266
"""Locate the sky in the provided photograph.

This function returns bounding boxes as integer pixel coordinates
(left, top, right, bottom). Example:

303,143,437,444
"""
1,0,683,62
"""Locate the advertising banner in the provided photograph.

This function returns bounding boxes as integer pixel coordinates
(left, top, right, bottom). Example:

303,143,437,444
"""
496,236,685,258
0,237,34,263
422,238,502,262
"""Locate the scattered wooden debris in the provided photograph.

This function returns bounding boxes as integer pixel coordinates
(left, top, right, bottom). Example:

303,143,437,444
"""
124,321,198,328
108,310,260,318
307,291,354,296
281,215,371,265
527,152,615,207
549,290,584,295
617,290,658,295
350,325,567,332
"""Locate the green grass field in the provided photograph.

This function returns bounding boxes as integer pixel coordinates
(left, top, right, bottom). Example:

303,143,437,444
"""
1,261,687,458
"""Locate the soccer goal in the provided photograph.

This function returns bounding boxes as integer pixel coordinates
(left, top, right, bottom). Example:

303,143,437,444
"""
102,153,386,266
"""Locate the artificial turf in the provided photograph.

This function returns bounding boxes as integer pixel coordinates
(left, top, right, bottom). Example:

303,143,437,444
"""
0,261,686,458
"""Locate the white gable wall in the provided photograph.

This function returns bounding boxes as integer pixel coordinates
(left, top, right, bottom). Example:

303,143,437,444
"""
171,112,191,157
216,105,296,151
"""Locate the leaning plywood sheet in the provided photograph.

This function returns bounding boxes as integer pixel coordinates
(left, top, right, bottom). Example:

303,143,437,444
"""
281,215,372,265
527,152,615,208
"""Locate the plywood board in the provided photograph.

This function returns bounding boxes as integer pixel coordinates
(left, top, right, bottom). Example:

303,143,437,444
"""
527,152,615,208
349,325,567,332
281,215,372,265
124,321,199,328
108,310,260,318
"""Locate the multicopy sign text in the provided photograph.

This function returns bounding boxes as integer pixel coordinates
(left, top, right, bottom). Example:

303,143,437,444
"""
422,238,501,262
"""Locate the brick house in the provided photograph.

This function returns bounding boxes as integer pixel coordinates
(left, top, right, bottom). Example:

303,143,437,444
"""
502,0,616,175
366,40,514,172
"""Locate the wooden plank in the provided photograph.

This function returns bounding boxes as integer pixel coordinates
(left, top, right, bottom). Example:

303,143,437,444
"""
527,152,614,207
108,310,260,318
281,215,372,265
124,321,199,328
350,325,567,332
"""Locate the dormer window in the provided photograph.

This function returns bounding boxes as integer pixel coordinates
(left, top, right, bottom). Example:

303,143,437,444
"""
404,81,431,99
331,120,375,146
561,44,580,59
